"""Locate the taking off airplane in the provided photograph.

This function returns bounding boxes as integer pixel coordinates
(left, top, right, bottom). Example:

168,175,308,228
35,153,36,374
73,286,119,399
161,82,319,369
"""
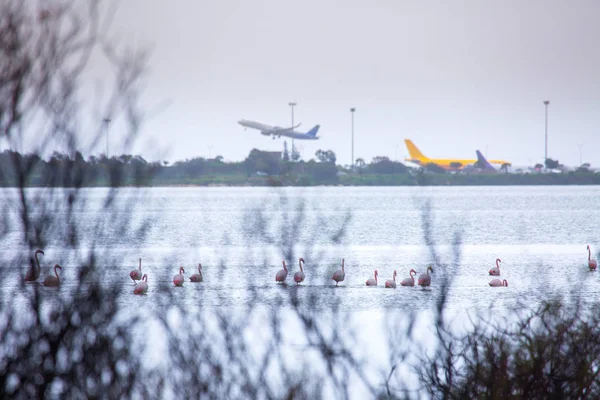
238,119,320,140
404,139,511,170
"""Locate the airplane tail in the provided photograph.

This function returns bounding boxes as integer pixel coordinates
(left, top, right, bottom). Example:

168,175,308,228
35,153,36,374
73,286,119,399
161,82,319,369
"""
306,125,320,137
404,139,428,160
475,150,495,170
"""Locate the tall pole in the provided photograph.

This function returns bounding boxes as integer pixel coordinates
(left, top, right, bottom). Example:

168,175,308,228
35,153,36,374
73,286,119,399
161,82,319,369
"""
103,117,111,158
578,143,583,165
288,102,297,158
350,107,355,167
544,100,549,164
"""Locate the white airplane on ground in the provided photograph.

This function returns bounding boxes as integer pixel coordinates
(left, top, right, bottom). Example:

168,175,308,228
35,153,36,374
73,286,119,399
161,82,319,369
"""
238,119,320,140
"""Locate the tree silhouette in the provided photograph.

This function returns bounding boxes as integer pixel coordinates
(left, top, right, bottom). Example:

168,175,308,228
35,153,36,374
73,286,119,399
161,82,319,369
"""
545,158,560,170
425,162,446,174
283,141,290,162
315,149,337,164
291,143,301,161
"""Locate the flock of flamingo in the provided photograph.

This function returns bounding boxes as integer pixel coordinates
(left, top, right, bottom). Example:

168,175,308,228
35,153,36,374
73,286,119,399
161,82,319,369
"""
22,245,599,294
273,258,435,289
128,260,205,294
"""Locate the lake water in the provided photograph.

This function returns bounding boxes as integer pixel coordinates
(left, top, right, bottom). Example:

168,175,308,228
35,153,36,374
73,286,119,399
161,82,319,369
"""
2,185,599,313
2,185,599,398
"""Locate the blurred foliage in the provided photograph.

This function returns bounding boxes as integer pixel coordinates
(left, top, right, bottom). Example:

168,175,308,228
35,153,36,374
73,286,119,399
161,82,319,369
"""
418,301,600,399
2,1,600,399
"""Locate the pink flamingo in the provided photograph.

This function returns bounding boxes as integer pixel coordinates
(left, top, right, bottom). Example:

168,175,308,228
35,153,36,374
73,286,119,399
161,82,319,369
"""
489,258,501,276
418,265,433,287
401,269,417,287
190,263,203,282
130,258,142,284
275,261,288,283
294,258,305,285
24,249,44,282
332,258,345,286
489,279,508,287
385,270,397,288
173,266,185,286
588,245,597,271
134,274,148,294
43,264,62,287
365,270,378,286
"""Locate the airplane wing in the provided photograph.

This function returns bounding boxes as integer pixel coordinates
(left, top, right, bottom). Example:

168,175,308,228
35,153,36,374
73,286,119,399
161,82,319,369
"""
269,123,301,136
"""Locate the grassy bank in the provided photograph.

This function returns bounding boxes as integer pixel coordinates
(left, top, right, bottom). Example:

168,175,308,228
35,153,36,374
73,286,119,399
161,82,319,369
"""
147,171,600,187
5,171,600,187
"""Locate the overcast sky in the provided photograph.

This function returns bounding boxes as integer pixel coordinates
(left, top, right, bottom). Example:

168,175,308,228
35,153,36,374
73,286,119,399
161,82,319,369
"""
101,0,599,166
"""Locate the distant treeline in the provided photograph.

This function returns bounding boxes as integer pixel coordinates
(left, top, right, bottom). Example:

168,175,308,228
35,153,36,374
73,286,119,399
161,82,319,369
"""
1,149,599,187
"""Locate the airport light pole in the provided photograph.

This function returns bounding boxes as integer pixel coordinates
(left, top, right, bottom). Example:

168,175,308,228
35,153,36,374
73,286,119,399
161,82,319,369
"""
544,100,549,164
350,107,355,167
288,102,297,158
103,117,111,158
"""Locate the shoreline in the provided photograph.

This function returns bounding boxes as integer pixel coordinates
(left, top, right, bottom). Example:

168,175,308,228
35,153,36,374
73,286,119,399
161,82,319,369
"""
4,171,600,188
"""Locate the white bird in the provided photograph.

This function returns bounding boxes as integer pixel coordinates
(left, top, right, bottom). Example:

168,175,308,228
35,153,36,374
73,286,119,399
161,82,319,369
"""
401,269,417,287
43,264,62,287
365,270,378,286
24,249,44,282
418,265,433,287
294,258,305,285
190,263,203,282
384,270,397,288
130,258,142,284
489,279,508,287
173,266,185,286
489,258,502,276
276,261,288,283
332,258,345,286
134,274,148,294
588,245,597,271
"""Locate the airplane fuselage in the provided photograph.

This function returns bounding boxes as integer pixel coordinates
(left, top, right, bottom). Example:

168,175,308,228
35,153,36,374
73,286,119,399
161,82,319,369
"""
404,139,510,170
238,119,319,140
238,119,285,132
406,157,509,170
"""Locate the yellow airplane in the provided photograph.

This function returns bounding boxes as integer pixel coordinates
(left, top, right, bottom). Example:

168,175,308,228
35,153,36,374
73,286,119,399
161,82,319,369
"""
404,139,511,170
